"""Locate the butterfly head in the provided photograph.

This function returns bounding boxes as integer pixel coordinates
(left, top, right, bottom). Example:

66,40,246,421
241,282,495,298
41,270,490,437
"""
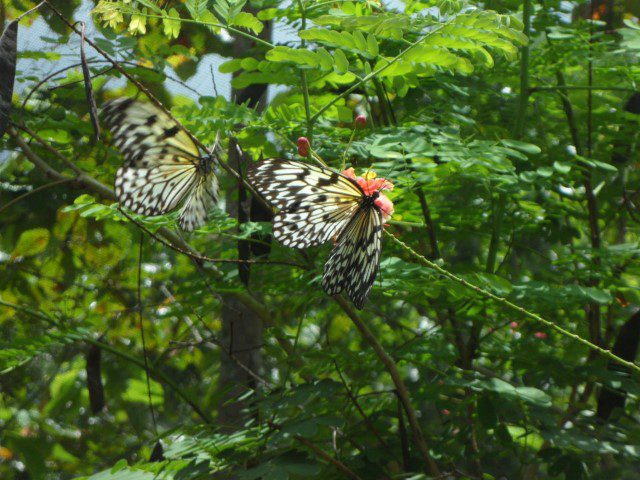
198,154,216,175
342,167,394,220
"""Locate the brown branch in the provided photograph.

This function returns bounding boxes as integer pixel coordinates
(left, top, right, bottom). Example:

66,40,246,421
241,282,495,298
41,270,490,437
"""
333,295,440,476
416,189,440,259
267,420,363,480
332,359,390,449
117,207,306,268
15,122,85,175
0,178,74,215
7,126,276,326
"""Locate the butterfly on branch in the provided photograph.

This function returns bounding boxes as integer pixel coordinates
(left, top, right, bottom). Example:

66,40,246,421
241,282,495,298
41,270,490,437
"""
247,159,394,309
102,98,219,231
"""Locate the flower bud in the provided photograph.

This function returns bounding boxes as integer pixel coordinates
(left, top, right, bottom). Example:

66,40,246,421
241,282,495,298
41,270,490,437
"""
534,332,548,339
355,115,366,128
297,137,310,157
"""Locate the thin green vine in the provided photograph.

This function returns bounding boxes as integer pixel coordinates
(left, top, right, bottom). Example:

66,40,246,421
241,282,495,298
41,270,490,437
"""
385,231,640,374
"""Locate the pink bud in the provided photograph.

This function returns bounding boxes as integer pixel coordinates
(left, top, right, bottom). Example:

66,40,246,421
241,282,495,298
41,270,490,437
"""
297,137,310,157
510,322,519,329
355,115,366,128
441,409,450,416
534,332,548,339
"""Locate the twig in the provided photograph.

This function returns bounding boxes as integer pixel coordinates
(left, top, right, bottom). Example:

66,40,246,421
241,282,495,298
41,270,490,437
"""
14,123,84,175
297,0,313,140
513,0,531,139
7,126,275,325
267,420,363,480
333,359,390,449
0,178,74,216
15,1,46,21
117,208,306,268
310,22,449,123
396,392,411,471
137,235,159,435
334,295,440,476
529,85,636,93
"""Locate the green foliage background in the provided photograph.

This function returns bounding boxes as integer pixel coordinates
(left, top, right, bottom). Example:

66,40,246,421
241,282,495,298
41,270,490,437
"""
2,0,640,478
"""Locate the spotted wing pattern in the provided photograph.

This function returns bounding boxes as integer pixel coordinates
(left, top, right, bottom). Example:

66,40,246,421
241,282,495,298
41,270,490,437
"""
247,159,364,248
102,98,217,231
322,205,383,309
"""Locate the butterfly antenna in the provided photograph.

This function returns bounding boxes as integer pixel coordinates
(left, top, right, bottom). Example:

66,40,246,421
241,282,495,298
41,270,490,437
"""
209,130,223,157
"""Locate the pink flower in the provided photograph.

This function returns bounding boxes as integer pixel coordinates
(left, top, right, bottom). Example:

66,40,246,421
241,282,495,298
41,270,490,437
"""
342,167,356,179
341,168,394,221
510,322,519,329
297,137,310,157
375,193,394,218
355,115,367,128
534,332,548,339
441,409,450,416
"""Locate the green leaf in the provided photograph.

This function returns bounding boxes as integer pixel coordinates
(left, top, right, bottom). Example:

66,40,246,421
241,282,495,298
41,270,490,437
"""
333,48,349,74
316,47,334,71
219,58,243,73
366,33,379,57
500,139,541,154
257,8,278,21
11,228,50,259
186,0,208,19
231,11,264,34
162,8,181,39
265,46,319,68
122,377,164,406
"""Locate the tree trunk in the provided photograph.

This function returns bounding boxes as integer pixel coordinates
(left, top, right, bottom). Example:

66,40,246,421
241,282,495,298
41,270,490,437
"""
216,11,272,429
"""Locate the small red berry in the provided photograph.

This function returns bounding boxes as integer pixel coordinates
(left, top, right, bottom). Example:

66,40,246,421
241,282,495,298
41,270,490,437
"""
534,332,548,339
355,115,366,128
297,137,310,157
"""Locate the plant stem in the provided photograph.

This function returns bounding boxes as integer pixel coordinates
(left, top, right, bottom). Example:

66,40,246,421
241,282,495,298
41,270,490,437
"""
485,194,504,274
513,0,531,138
297,0,314,140
529,85,636,93
310,23,448,123
334,296,440,476
385,231,640,374
106,7,275,49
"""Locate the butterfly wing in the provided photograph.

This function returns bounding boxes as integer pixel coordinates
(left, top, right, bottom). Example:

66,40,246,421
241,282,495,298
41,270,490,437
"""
103,98,216,230
322,204,383,309
247,159,364,248
103,98,200,162
178,172,218,231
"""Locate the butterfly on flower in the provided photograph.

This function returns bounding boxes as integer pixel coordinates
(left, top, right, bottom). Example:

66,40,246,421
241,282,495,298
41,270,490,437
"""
247,159,394,309
102,98,218,231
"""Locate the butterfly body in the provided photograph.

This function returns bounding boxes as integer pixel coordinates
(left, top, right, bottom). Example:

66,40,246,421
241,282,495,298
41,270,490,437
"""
247,159,393,309
197,154,216,175
102,98,218,231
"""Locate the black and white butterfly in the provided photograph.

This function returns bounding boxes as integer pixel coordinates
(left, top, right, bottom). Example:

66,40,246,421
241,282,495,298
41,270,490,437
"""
247,159,392,309
102,98,218,231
